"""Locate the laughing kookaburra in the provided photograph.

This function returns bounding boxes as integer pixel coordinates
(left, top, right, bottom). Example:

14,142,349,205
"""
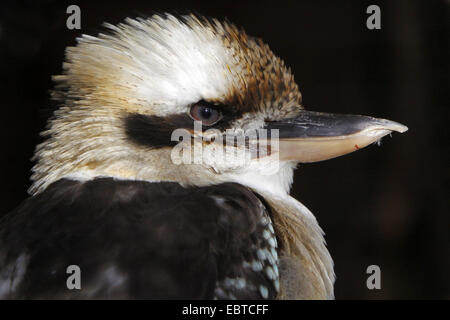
0,14,407,299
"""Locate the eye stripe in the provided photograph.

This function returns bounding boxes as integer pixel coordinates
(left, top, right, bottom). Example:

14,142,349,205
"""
125,113,192,149
124,109,240,149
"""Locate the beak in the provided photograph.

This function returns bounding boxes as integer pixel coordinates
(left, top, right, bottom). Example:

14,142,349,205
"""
265,110,408,163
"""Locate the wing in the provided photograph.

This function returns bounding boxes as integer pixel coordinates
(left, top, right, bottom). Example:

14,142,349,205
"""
0,178,278,299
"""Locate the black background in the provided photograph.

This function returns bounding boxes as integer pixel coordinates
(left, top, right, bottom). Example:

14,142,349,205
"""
0,0,448,299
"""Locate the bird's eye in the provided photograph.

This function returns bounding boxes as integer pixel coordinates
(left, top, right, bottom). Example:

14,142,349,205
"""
189,103,222,126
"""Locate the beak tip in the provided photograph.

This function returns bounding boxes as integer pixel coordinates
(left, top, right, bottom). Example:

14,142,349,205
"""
398,125,408,133
377,119,408,134
391,123,408,134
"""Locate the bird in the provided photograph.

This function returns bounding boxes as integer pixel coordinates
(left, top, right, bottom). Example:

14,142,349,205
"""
0,13,407,299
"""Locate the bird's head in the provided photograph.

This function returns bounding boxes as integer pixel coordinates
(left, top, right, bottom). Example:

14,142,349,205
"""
30,14,407,196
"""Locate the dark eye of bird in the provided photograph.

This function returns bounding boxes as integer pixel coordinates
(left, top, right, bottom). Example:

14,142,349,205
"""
189,103,222,126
